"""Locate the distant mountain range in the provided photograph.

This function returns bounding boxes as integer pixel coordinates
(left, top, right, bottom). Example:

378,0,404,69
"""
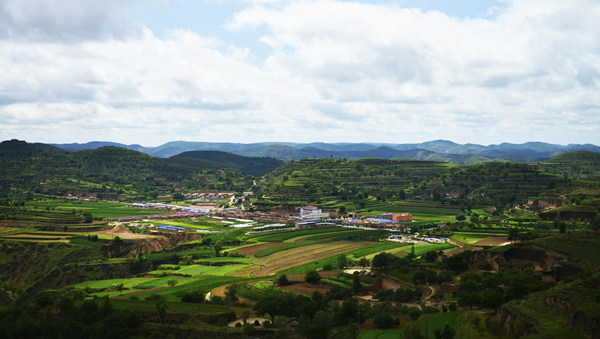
47,140,600,164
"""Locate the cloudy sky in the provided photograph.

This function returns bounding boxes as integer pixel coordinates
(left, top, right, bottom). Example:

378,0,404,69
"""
1,0,599,146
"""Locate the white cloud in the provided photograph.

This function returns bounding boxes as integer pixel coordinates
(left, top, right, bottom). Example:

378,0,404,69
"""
0,0,142,42
1,0,600,145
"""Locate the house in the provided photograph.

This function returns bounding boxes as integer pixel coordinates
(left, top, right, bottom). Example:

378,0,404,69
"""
492,258,511,272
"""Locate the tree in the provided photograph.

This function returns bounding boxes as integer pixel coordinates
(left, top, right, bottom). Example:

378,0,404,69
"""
83,213,93,223
149,191,159,200
372,252,394,273
403,321,425,339
455,215,466,222
277,274,290,286
214,241,222,257
357,257,370,267
156,299,168,327
241,310,251,325
305,270,322,285
480,288,504,313
374,312,396,329
408,309,421,321
441,304,448,316
243,323,256,336
167,280,178,288
254,295,289,321
508,227,519,242
337,254,348,269
433,322,456,339
116,282,125,295
201,237,212,247
298,311,332,339
338,206,346,214
173,192,184,201
225,284,239,303
559,222,567,234
449,303,458,312
352,272,361,295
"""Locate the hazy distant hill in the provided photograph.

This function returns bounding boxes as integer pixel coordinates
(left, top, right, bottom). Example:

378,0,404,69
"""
49,141,147,153
48,139,600,164
167,151,284,176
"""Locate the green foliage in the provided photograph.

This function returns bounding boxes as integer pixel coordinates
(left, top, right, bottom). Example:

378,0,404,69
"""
305,270,322,285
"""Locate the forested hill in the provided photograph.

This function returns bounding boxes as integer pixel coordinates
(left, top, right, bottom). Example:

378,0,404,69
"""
0,139,66,158
255,158,573,210
166,151,284,177
0,140,251,198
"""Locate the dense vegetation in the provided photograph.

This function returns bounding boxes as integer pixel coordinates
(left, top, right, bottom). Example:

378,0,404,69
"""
167,150,284,176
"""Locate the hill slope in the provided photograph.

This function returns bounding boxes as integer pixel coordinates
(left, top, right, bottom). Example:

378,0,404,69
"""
167,151,284,176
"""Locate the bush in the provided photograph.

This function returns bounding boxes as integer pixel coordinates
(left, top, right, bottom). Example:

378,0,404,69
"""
373,312,396,329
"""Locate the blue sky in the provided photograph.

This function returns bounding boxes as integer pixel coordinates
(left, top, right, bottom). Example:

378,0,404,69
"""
0,0,599,146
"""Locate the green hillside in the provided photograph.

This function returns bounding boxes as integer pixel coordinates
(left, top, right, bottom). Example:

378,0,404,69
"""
0,141,250,199
168,150,284,176
539,151,600,177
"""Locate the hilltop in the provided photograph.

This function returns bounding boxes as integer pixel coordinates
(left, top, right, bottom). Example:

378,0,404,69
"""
166,150,284,176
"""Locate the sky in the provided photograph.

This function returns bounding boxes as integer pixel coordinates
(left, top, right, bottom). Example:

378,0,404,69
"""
1,0,599,147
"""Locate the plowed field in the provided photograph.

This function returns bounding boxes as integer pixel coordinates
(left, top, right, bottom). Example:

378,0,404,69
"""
252,241,370,276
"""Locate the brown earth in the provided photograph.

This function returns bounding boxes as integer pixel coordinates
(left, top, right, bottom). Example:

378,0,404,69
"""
237,242,285,256
446,246,481,257
95,225,166,240
228,266,261,277
475,236,510,246
280,283,330,296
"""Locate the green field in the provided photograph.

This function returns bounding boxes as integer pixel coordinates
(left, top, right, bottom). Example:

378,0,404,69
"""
30,200,170,218
419,311,464,338
359,329,404,339
133,276,251,301
134,276,199,289
277,242,416,275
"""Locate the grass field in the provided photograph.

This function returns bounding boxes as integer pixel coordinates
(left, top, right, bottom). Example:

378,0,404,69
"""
134,276,199,289
359,329,404,339
450,234,490,246
419,311,464,338
30,200,170,218
73,279,128,289
133,276,250,301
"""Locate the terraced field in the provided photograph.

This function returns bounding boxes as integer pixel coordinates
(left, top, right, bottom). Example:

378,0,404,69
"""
252,241,371,276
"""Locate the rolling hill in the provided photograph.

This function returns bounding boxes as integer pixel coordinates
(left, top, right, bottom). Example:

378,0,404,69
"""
167,151,284,176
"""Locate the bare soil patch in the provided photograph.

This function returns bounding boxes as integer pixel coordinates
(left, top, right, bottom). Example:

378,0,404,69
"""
475,236,510,246
237,242,284,256
95,225,169,241
445,246,481,257
279,282,330,296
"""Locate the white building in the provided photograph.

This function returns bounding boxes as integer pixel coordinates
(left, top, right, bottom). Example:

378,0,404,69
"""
299,206,330,219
